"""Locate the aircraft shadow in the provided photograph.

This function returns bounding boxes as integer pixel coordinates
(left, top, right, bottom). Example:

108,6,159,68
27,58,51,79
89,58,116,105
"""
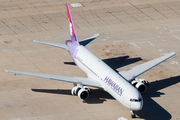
84,89,114,104
31,88,114,104
134,76,180,120
31,76,179,119
64,62,76,65
103,56,142,71
64,56,142,71
31,89,72,95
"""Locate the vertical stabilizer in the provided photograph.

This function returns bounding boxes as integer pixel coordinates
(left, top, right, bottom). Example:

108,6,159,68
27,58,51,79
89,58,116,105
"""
66,3,79,45
65,4,79,64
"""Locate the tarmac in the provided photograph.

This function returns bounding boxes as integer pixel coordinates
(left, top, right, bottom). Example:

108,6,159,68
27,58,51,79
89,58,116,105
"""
0,0,180,120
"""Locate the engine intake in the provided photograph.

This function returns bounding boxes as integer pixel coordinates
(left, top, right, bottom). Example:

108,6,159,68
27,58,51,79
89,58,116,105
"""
78,88,89,100
131,78,149,93
71,85,90,100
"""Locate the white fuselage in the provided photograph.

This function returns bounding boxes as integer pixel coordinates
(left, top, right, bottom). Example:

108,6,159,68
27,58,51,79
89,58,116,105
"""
73,45,143,110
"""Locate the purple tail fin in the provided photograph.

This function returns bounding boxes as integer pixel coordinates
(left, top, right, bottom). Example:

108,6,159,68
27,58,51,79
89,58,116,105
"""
65,4,79,64
66,4,79,45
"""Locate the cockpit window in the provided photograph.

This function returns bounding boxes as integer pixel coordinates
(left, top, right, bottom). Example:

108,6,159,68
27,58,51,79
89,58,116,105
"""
130,98,142,102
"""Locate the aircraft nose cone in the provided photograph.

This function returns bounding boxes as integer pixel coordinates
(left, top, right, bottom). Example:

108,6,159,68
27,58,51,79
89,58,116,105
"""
137,101,143,110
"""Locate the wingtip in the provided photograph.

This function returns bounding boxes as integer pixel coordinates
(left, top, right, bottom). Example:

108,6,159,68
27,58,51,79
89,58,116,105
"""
5,70,8,73
95,33,100,37
170,52,176,56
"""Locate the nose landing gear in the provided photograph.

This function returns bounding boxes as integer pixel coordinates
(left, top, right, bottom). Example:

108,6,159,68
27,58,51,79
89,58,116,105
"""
130,110,136,118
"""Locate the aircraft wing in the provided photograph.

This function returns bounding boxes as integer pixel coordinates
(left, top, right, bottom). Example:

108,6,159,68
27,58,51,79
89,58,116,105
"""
33,40,69,50
5,70,103,88
119,52,176,82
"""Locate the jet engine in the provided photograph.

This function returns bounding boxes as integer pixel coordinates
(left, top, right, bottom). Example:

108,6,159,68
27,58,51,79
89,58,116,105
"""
131,78,149,93
71,85,91,100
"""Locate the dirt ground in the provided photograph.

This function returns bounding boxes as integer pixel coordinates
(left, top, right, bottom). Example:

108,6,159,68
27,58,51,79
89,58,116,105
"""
0,0,180,120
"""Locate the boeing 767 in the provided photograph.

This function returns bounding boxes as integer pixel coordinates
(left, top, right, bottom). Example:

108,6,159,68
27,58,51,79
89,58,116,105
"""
5,4,176,118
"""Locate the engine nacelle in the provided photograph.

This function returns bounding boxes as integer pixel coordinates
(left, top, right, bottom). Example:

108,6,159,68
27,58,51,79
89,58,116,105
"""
71,85,81,95
71,85,90,100
139,78,149,87
131,78,149,93
78,88,89,100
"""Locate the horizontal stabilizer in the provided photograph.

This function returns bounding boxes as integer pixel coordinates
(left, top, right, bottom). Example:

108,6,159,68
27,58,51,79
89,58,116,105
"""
79,34,100,46
119,52,176,82
5,70,103,88
33,40,69,50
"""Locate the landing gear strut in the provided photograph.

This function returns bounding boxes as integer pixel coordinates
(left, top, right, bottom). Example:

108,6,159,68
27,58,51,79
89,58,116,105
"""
131,110,136,118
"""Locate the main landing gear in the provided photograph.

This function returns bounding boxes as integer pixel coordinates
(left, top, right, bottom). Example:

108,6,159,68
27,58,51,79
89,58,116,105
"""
130,110,136,118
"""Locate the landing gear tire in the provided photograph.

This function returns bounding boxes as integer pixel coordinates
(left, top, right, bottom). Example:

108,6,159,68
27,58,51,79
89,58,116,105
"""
131,113,136,118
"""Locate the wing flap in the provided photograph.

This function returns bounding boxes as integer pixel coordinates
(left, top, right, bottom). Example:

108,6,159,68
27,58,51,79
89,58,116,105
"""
119,52,176,82
33,40,69,50
5,70,102,88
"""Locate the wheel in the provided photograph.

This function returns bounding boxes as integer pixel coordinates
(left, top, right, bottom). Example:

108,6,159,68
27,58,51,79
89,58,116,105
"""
131,113,136,118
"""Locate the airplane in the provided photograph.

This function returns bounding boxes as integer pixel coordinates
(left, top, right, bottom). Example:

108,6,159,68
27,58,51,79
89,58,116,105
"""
5,4,176,118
